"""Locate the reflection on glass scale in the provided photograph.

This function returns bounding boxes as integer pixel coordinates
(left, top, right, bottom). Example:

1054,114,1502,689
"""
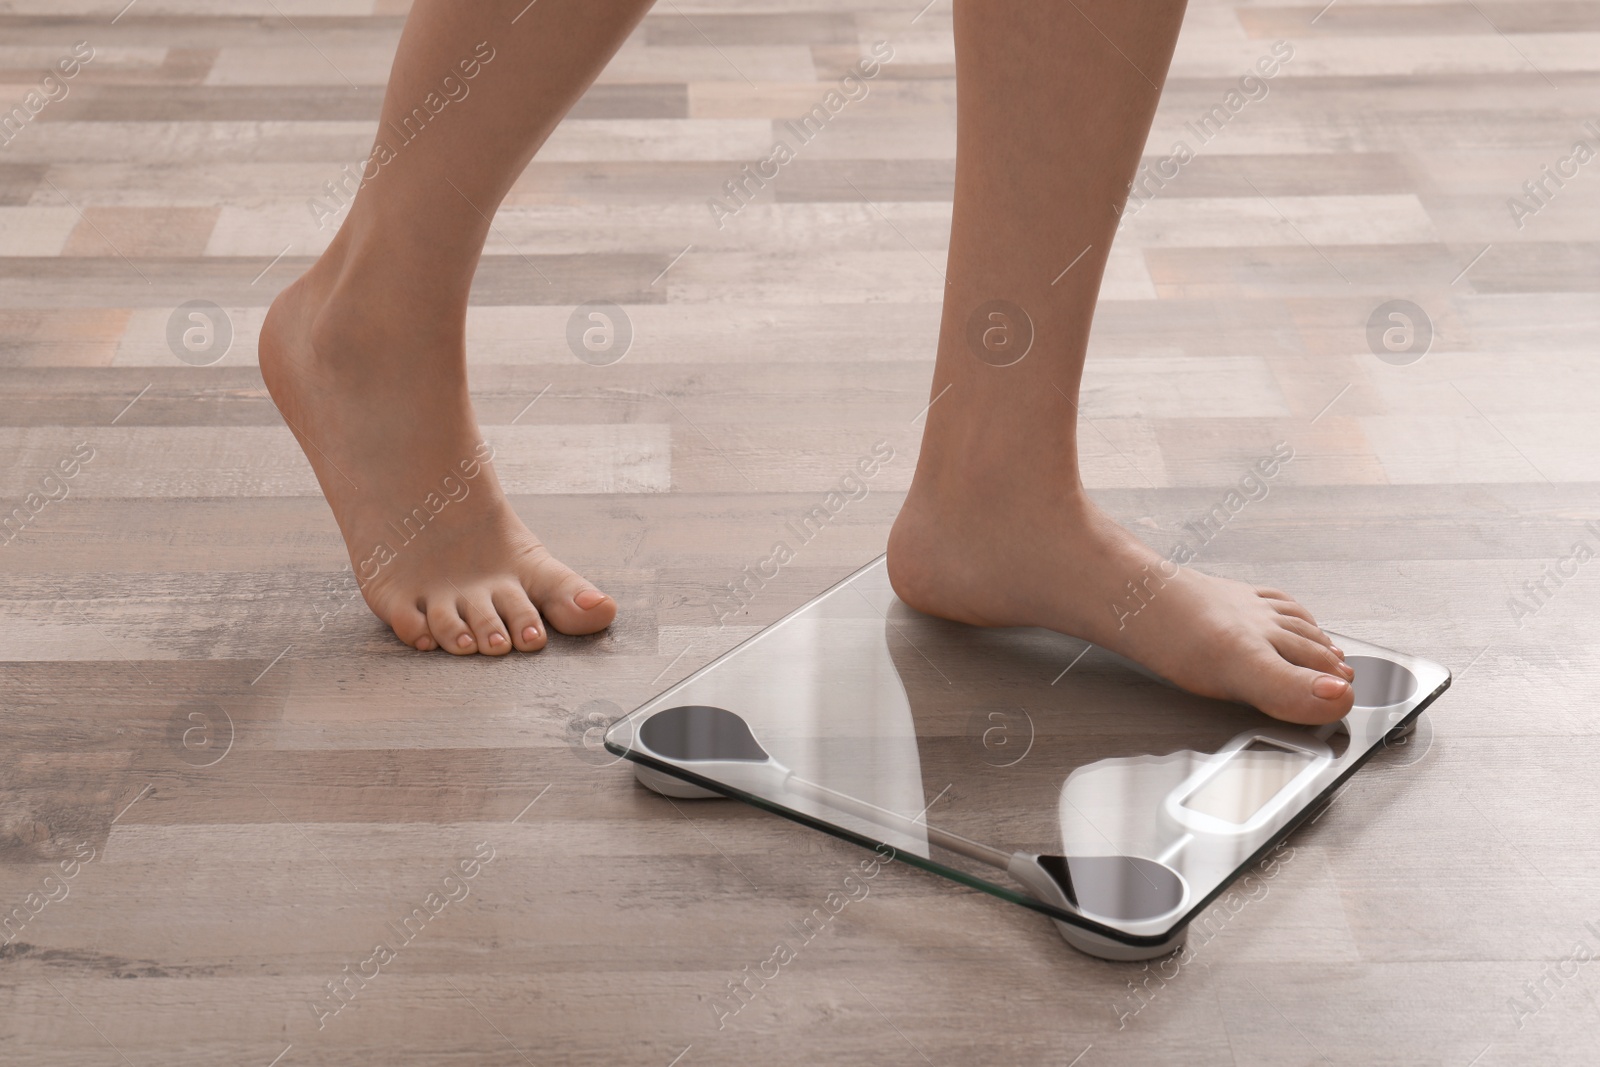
605,557,1450,960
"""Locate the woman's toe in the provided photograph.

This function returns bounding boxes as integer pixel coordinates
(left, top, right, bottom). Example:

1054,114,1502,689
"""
525,550,615,636
1259,588,1319,627
1269,628,1351,679
425,595,476,655
493,585,547,652
454,587,511,656
1276,613,1339,654
387,602,433,651
1247,646,1353,725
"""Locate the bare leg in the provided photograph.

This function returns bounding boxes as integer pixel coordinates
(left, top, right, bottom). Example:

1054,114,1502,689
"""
887,0,1355,723
261,1,653,654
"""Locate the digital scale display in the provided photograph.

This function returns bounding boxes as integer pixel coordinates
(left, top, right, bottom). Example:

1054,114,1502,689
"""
1179,739,1316,824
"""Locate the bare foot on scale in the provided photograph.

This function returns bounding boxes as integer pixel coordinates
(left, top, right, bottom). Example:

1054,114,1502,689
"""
888,480,1355,726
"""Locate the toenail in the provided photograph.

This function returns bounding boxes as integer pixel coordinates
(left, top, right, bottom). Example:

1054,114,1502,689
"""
522,626,540,642
1337,660,1355,679
1312,675,1349,699
1330,644,1346,658
489,633,505,647
574,589,607,610
457,633,474,649
416,637,435,651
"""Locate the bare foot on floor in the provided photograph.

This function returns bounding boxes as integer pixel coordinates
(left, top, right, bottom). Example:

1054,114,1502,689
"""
259,252,614,656
887,482,1354,725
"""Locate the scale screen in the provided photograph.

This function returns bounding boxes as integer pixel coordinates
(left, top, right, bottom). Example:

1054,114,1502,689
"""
1180,740,1315,823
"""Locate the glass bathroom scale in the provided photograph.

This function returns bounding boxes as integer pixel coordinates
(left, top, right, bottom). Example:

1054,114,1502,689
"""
604,556,1450,960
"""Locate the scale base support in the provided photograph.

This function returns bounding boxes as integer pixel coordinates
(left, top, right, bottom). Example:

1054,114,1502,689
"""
635,762,722,799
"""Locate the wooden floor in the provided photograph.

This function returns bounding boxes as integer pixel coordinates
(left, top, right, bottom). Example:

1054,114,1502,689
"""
3,1,1599,1064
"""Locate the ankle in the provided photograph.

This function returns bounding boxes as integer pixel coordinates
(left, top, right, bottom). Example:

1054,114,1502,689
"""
298,247,468,376
309,202,476,333
909,428,1085,513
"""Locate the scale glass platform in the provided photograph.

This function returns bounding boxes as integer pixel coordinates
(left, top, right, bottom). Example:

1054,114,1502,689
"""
605,556,1450,959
